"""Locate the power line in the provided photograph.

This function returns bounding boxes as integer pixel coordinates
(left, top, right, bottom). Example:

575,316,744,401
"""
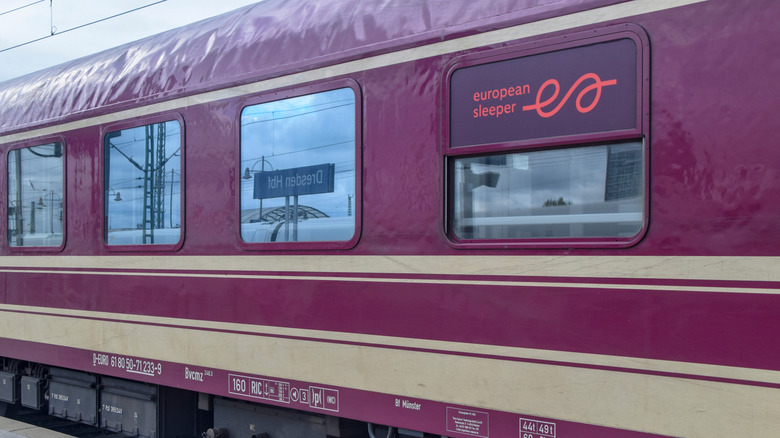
0,0,168,54
241,139,355,167
242,102,355,126
0,0,46,17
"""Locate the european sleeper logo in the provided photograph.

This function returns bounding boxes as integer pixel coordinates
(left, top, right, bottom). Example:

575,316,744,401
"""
522,73,617,118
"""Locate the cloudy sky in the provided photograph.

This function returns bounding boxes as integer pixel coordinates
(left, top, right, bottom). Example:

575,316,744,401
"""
0,0,261,82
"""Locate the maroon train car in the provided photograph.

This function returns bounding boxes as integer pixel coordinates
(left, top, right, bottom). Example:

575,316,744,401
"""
1,0,779,437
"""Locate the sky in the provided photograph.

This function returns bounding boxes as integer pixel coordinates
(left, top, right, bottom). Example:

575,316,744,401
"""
239,87,357,242
0,0,262,82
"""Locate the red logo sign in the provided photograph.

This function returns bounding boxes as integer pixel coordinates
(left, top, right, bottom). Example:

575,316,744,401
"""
450,38,638,147
522,73,617,118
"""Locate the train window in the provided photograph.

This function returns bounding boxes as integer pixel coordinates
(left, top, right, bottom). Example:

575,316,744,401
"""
240,86,358,246
446,29,649,247
450,141,644,241
7,142,65,248
104,120,182,246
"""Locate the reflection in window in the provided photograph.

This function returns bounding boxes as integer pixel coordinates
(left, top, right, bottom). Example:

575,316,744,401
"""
7,143,64,247
240,88,356,243
452,141,644,240
104,121,182,245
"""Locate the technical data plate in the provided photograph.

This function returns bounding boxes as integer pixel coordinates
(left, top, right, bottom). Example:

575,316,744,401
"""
520,417,557,438
48,368,98,426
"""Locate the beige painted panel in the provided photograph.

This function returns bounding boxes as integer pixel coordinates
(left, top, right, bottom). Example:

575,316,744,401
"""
2,255,780,285
4,302,780,386
1,307,778,438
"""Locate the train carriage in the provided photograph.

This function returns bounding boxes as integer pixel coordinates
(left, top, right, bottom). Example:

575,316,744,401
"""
1,0,779,437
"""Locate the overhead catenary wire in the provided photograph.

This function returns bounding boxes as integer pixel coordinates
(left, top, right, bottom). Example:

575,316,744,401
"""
0,0,46,17
0,0,168,53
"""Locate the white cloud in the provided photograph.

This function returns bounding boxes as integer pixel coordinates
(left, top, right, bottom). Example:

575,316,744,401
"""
0,0,262,82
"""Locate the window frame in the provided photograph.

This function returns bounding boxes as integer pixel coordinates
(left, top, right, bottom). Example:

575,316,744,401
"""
101,113,185,252
5,135,68,253
237,79,362,251
443,25,650,249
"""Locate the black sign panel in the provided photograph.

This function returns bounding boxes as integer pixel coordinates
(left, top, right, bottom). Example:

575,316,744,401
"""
253,163,335,199
450,38,638,147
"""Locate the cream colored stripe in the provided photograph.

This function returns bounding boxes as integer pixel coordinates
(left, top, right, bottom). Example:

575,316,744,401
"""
1,0,705,145
1,255,780,284
2,303,779,387
0,306,776,438
0,266,778,295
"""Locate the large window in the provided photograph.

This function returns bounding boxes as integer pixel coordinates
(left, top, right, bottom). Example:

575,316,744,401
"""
240,86,357,245
7,142,64,248
451,141,644,241
104,120,182,246
446,29,648,247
